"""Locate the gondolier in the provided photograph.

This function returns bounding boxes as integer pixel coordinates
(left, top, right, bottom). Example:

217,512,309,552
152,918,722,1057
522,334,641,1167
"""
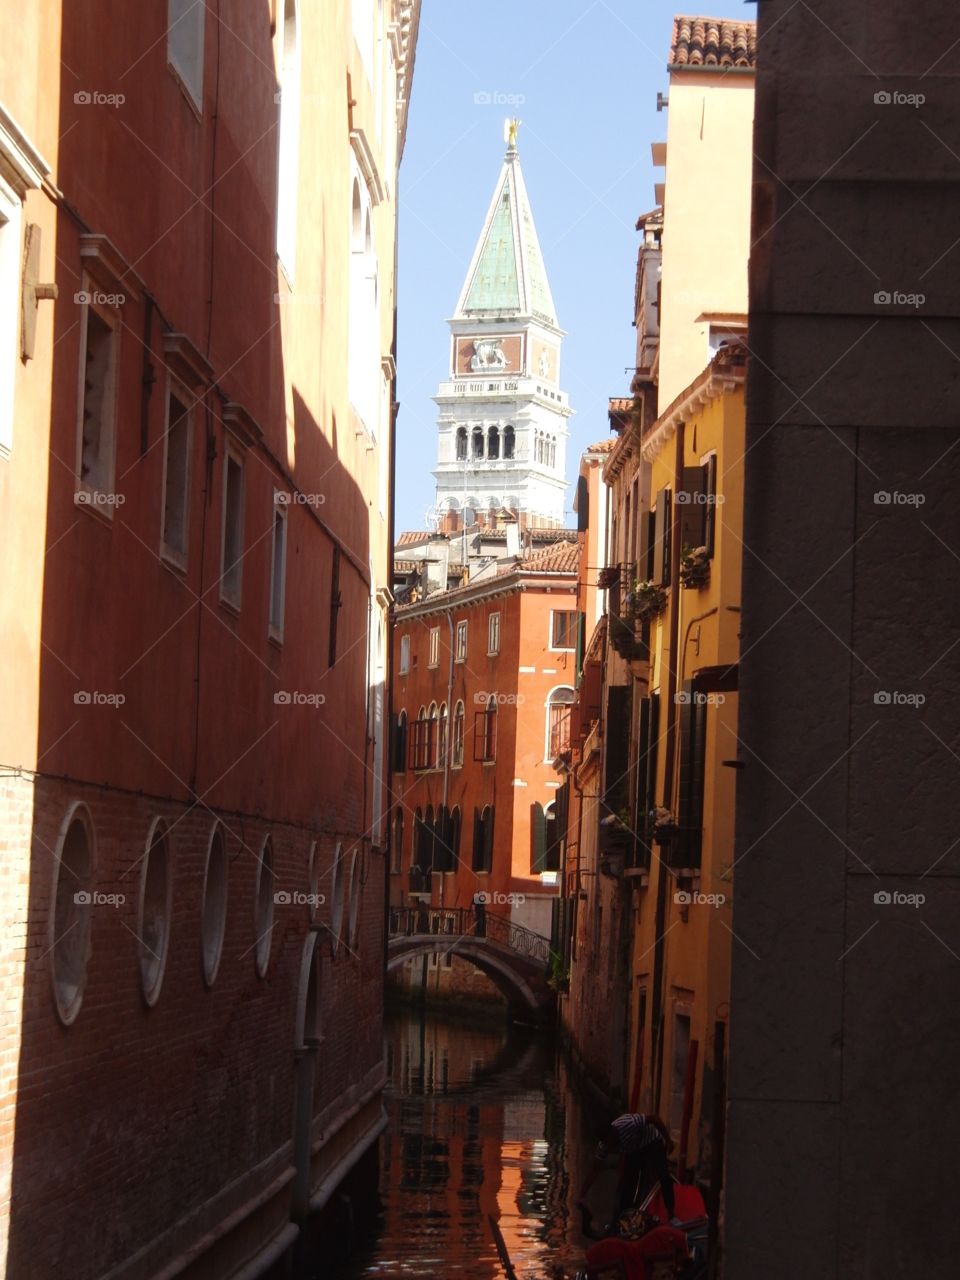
578,1113,676,1223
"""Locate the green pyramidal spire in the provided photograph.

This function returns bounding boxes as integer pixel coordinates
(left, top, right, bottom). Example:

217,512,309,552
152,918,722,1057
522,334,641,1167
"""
455,126,558,327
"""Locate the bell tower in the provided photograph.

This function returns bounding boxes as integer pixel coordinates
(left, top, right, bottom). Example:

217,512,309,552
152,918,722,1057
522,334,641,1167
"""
433,122,573,532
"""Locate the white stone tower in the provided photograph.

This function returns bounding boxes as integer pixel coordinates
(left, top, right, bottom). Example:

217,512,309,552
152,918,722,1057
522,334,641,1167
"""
433,122,573,532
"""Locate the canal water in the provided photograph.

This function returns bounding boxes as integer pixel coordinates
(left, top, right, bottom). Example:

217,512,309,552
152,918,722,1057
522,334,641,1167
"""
333,1004,602,1279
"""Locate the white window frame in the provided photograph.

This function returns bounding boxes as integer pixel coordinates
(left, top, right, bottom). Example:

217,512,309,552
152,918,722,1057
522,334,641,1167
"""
545,685,576,760
452,700,465,769
160,375,193,569
74,272,120,516
219,441,245,611
268,490,288,644
428,626,440,669
399,634,410,675
455,619,468,663
0,175,21,459
167,0,205,112
549,608,578,652
488,611,501,656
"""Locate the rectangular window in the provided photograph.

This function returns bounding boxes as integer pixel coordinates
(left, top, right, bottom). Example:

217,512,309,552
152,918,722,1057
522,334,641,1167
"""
473,707,497,763
160,381,192,565
455,619,467,663
428,626,440,668
392,713,407,773
167,0,205,110
399,634,410,675
410,715,434,771
220,447,245,608
76,288,119,504
472,806,495,873
268,494,288,641
452,707,464,768
488,611,501,655
551,610,577,650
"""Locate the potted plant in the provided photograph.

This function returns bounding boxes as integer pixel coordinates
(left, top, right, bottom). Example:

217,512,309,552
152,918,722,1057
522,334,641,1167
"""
625,580,668,623
680,545,710,590
597,564,621,590
650,806,679,846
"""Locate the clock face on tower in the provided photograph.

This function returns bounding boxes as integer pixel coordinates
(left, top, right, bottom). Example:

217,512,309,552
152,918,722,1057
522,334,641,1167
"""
454,333,523,377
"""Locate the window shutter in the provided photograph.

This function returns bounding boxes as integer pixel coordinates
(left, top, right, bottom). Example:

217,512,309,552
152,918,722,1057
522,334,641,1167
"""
576,474,589,532
603,685,632,817
680,465,707,552
642,510,656,581
703,454,718,557
575,611,585,683
531,802,547,873
472,807,483,871
483,806,495,872
677,681,706,868
651,489,671,585
580,659,603,730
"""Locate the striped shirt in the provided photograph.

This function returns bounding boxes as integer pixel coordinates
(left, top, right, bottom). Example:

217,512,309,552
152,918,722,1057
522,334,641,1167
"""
597,1113,661,1159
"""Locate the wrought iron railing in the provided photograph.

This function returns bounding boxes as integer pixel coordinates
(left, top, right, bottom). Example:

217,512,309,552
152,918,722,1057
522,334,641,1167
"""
388,905,552,969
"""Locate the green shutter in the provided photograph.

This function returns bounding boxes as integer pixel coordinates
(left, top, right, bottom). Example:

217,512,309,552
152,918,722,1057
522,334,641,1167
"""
680,465,707,552
531,802,547,872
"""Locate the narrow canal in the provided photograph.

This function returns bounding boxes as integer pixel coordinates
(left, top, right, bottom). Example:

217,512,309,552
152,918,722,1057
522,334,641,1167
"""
331,1004,600,1279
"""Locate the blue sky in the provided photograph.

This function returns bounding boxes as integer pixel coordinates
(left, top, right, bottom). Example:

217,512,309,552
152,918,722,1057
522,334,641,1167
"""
394,0,695,533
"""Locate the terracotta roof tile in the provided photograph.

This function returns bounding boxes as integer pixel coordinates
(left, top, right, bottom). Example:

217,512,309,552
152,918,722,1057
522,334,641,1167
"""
670,16,757,69
586,437,617,454
514,540,579,574
396,530,432,546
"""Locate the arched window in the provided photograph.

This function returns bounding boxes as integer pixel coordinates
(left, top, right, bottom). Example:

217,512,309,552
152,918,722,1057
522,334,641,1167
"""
488,425,500,458
50,804,94,1025
455,426,467,460
276,0,301,275
391,809,404,874
438,702,449,768
452,700,465,767
427,701,439,769
472,427,484,459
394,708,407,773
474,700,497,762
546,686,576,759
140,818,173,1004
503,425,515,459
202,823,228,986
550,439,556,468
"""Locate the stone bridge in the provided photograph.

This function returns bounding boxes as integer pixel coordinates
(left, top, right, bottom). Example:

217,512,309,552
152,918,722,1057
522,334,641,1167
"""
387,905,556,1020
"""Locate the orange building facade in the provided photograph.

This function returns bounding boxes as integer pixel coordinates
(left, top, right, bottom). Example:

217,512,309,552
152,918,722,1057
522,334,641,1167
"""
0,3,418,1276
389,542,578,961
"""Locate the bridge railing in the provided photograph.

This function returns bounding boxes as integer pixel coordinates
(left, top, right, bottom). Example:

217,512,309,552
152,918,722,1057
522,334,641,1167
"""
388,905,552,969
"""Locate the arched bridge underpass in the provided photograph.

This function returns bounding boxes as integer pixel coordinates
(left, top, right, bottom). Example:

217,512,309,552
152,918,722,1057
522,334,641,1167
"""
387,906,556,1021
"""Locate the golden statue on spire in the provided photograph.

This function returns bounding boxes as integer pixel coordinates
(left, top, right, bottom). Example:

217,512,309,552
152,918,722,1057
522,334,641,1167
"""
505,117,521,149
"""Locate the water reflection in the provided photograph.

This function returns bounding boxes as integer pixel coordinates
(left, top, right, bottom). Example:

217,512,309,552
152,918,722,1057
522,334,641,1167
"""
336,1006,595,1279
